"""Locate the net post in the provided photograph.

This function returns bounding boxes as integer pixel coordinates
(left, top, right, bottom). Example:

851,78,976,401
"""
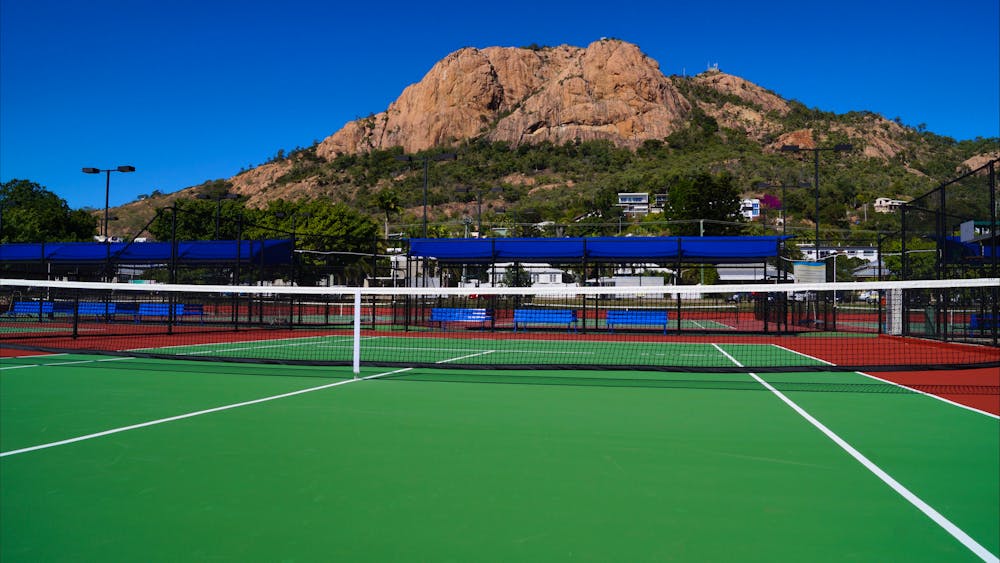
167,292,175,335
352,290,362,377
71,288,80,339
582,240,589,333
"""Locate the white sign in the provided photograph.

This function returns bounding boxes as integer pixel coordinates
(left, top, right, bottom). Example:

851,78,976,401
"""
793,261,826,283
960,220,976,242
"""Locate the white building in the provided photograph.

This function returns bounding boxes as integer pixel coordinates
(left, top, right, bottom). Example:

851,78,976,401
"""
740,198,761,220
617,193,650,216
481,263,572,288
651,194,668,213
797,244,880,263
874,197,907,213
716,264,786,282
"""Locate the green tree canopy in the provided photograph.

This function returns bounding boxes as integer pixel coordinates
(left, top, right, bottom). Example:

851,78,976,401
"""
148,197,244,241
664,173,743,236
0,179,97,243
149,196,380,285
501,262,532,287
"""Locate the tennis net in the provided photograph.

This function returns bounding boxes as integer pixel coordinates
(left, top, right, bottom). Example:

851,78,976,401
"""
2,277,997,372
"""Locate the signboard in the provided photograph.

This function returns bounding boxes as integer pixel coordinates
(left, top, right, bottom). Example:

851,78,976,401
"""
792,261,826,283
960,219,976,242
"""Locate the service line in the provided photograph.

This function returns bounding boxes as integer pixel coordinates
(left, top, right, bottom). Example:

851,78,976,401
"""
0,367,412,458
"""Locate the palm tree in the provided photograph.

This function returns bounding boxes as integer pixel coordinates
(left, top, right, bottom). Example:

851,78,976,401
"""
375,189,402,238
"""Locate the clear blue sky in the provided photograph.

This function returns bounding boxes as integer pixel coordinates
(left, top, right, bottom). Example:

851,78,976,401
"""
2,0,998,210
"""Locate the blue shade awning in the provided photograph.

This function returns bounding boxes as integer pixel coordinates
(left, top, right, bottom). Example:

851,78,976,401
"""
584,237,681,261
404,238,495,262
0,239,293,265
0,243,52,261
494,238,591,261
679,237,788,263
408,236,789,264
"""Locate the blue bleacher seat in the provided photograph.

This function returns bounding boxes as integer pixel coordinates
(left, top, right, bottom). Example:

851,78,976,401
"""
430,308,491,330
606,309,669,334
513,309,577,332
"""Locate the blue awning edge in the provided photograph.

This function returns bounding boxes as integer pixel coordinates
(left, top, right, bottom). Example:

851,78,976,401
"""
408,236,790,264
0,239,293,265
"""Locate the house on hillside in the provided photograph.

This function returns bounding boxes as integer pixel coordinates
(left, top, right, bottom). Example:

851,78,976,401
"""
740,198,761,220
617,193,650,216
874,197,907,213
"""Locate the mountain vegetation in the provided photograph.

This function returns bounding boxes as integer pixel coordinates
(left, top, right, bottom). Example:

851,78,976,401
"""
116,126,995,245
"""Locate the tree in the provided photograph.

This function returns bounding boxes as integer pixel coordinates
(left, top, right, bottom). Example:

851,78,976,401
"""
881,238,936,280
665,107,720,151
374,188,402,238
829,256,867,283
501,262,532,287
664,173,743,235
0,179,97,243
148,199,230,241
242,199,379,285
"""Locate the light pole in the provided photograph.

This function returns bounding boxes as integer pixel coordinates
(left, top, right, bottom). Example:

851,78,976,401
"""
754,181,812,236
275,211,312,286
83,165,135,240
395,152,457,238
196,193,238,239
819,251,843,305
780,143,852,255
457,186,502,237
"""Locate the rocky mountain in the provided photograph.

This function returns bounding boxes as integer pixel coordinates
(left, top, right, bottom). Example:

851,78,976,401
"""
314,39,919,163
317,40,691,156
110,39,997,237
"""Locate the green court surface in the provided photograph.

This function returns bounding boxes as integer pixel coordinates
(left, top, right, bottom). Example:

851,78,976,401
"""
1,353,997,562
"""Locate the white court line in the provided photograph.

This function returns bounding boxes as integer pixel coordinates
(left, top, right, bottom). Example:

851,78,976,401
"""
0,356,137,371
2,352,67,359
129,334,355,352
711,343,998,563
436,350,495,364
0,367,412,458
771,344,999,419
369,345,594,356
686,319,735,331
770,343,835,366
181,339,337,355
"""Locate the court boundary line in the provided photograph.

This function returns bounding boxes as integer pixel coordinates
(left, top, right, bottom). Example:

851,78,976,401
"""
125,333,357,352
0,355,138,371
436,350,496,364
771,344,999,419
711,343,998,563
0,367,412,458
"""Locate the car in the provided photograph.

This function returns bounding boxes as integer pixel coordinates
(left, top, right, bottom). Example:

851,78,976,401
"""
858,290,879,304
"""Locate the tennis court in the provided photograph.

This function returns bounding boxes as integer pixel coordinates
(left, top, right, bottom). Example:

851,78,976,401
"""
2,277,999,561
3,343,998,561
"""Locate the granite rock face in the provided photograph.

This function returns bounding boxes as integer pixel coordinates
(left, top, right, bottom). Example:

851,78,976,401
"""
316,40,695,158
